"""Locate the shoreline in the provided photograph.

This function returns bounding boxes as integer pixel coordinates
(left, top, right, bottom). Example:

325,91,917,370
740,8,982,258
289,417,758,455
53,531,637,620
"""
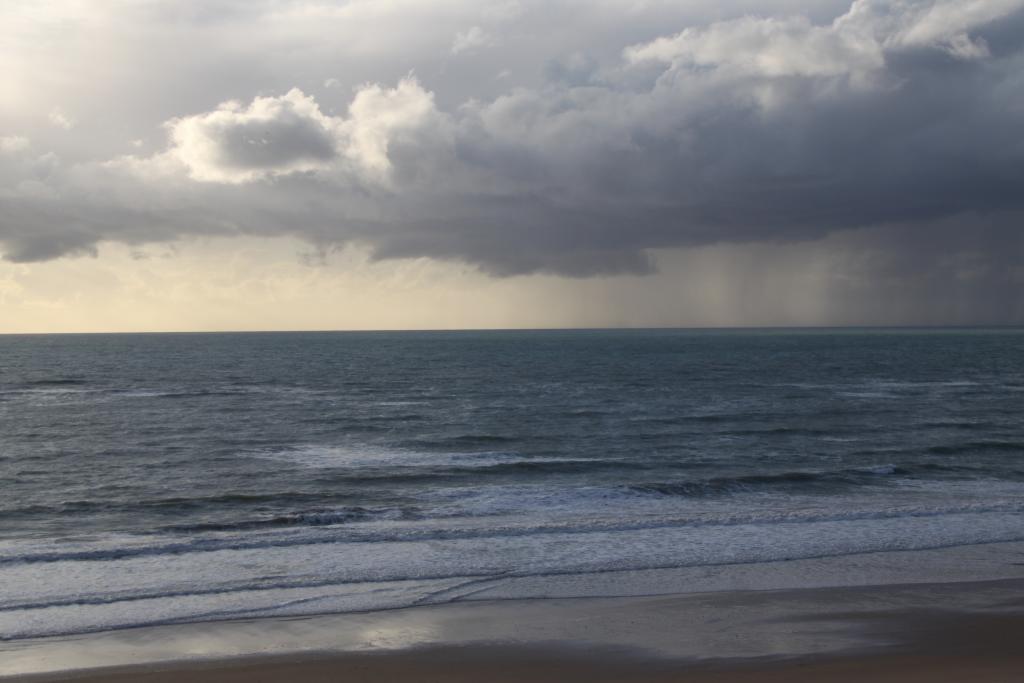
5,539,1024,644
6,572,1024,681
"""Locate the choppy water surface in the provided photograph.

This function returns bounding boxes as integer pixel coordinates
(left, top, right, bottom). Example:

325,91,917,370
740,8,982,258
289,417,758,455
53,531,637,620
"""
2,329,1023,638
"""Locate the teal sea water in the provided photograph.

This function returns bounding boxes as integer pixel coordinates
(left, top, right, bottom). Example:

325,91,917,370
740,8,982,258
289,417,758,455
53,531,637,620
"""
2,329,1024,639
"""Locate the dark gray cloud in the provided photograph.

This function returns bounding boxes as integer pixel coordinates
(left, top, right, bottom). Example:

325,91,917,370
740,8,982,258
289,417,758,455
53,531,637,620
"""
1,0,1022,304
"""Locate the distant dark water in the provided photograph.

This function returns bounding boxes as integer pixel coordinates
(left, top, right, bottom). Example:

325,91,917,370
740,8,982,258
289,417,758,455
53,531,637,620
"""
2,329,1024,638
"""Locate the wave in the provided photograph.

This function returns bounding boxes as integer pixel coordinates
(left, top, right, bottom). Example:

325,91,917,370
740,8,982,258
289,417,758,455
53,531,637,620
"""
149,390,256,399
252,444,598,473
0,572,494,617
916,420,1003,431
0,492,340,517
723,426,839,436
4,499,1024,567
162,506,419,533
7,457,1019,522
926,441,1024,455
630,463,1024,497
398,434,521,449
21,383,339,401
22,378,89,386
628,465,910,497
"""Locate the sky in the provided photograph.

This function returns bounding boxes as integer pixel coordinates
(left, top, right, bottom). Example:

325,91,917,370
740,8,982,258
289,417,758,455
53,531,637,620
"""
1,0,1023,332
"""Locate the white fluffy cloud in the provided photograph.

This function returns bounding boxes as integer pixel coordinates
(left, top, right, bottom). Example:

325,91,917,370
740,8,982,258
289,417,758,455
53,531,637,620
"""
625,15,884,79
161,79,442,185
624,0,1024,78
167,89,339,183
342,78,446,180
890,0,1024,50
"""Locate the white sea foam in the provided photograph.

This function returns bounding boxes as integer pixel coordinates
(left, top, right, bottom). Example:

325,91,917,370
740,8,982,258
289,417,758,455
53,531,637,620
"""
3,489,1024,640
249,444,585,471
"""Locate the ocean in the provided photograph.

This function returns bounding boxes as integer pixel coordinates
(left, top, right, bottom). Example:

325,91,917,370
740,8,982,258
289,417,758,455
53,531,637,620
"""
2,329,1024,640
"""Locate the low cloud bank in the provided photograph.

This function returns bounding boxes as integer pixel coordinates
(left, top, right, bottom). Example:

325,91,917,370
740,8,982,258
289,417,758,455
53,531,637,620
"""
1,0,1022,283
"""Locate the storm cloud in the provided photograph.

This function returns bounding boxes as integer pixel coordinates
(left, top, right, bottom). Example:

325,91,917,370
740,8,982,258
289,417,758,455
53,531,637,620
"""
2,0,1023,282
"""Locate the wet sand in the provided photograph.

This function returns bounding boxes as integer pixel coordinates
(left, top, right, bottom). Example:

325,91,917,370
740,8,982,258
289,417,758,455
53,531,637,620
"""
16,621,1024,683
8,577,1024,682
15,642,1024,683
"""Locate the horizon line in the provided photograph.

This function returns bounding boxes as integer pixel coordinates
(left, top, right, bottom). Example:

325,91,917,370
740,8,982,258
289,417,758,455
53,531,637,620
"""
3,324,1024,336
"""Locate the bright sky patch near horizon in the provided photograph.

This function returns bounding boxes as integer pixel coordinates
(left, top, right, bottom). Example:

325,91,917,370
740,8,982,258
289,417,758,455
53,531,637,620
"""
2,0,1023,332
